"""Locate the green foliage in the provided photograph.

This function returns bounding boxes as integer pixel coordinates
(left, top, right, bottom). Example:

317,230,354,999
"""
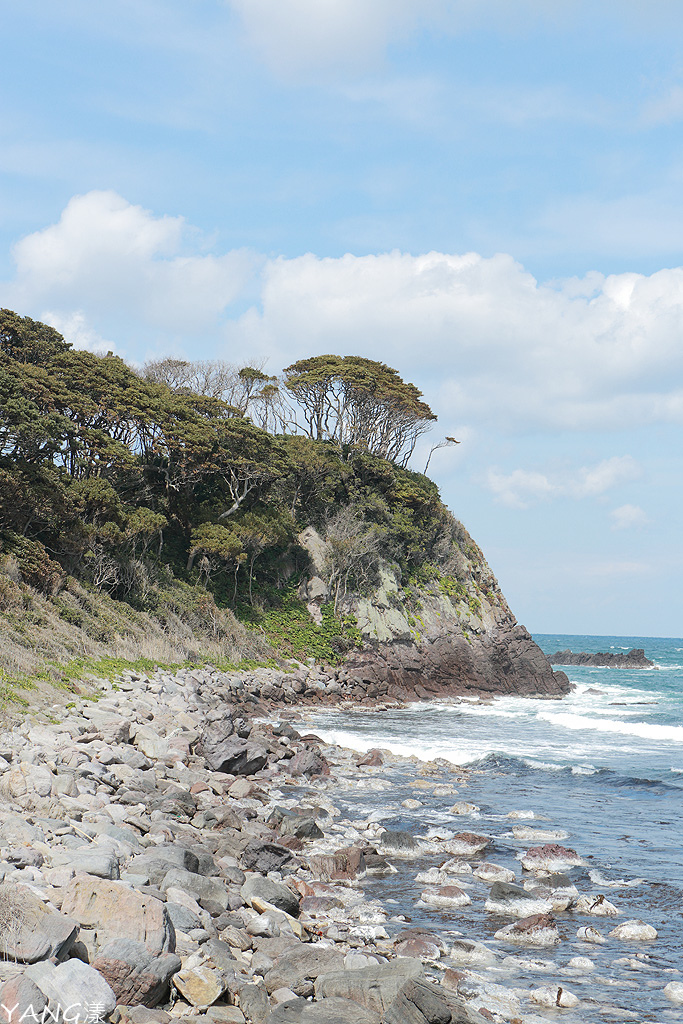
242,587,362,663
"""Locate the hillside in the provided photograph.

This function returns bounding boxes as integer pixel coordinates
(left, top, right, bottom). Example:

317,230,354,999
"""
0,308,567,701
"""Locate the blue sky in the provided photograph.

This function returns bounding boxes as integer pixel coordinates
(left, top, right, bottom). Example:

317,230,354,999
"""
2,0,683,636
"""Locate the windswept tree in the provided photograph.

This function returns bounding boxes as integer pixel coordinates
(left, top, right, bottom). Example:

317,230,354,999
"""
282,355,436,466
142,357,276,419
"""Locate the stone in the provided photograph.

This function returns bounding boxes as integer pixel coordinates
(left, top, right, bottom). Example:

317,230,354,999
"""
0,976,47,1024
664,982,683,1004
530,986,579,1008
448,940,496,966
484,881,552,918
166,902,201,932
314,958,424,1014
379,830,418,853
421,886,471,908
287,750,329,778
25,959,116,1020
160,868,228,910
172,965,224,1007
241,841,293,874
574,894,619,917
576,926,606,944
0,883,79,963
271,997,381,1023
472,863,515,884
236,983,270,1023
263,946,345,995
608,919,657,941
493,913,560,947
443,832,489,856
449,802,479,816
61,875,176,955
92,939,181,1007
519,844,583,872
199,726,267,776
241,876,300,918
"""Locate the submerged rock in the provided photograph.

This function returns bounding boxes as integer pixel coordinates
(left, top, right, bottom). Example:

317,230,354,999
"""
609,919,657,941
494,912,561,947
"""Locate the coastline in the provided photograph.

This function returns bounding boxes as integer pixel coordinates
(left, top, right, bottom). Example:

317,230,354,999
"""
0,663,679,1024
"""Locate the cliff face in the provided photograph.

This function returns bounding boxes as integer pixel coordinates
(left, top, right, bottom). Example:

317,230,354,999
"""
299,527,570,701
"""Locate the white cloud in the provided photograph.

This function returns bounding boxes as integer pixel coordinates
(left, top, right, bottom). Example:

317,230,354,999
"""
231,249,683,430
3,191,258,343
485,456,641,508
5,191,683,435
40,310,113,354
610,503,651,530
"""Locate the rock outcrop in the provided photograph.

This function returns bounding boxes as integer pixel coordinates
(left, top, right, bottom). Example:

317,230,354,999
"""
298,528,570,700
549,648,654,669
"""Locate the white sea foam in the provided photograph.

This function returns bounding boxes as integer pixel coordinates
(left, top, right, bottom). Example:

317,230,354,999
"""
538,711,683,743
312,728,477,766
588,870,644,889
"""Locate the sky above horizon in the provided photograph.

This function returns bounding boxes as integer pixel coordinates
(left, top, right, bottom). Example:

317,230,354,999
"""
2,0,682,637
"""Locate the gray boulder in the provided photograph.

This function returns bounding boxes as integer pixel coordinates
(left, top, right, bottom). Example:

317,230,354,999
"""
263,946,345,995
25,959,116,1020
160,868,229,910
0,883,78,963
315,959,424,1015
242,876,300,918
0,976,47,1024
199,723,268,776
270,997,380,1023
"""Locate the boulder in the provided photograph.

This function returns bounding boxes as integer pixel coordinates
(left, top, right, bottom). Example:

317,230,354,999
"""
608,919,657,941
379,831,418,853
92,939,181,1007
61,875,175,955
382,977,453,1024
493,912,560,947
159,868,229,910
0,883,78,963
241,841,293,874
172,965,224,1007
574,894,619,917
287,750,329,778
530,986,579,1008
519,844,583,872
0,976,47,1024
199,725,267,776
664,982,683,1004
25,959,116,1020
472,863,515,884
421,886,471,908
263,946,345,995
576,926,606,944
484,881,552,918
269,998,379,1023
241,876,300,918
314,958,424,1014
443,833,489,856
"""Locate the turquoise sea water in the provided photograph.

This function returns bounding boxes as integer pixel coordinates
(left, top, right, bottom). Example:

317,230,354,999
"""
295,634,683,1021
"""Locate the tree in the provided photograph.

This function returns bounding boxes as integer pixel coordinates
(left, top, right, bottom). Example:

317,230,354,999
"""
282,355,436,466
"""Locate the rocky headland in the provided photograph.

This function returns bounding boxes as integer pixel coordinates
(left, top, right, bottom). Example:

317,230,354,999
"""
0,661,675,1024
548,649,654,670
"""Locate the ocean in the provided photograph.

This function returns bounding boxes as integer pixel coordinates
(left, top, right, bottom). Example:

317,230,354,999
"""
293,634,683,1021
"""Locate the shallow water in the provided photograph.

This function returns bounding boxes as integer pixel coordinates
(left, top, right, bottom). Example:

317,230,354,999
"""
294,633,683,1022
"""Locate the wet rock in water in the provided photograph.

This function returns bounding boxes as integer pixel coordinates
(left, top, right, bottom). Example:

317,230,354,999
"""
530,985,579,1008
448,939,497,966
25,959,116,1019
0,976,47,1024
472,862,515,884
494,912,561,947
456,977,522,1019
484,881,553,918
0,883,79,963
439,858,472,876
401,798,422,810
575,894,620,917
378,830,419,853
357,749,384,767
566,955,596,972
576,926,607,944
441,831,489,857
91,939,181,1007
511,825,570,842
394,935,442,961
519,843,584,872
608,919,657,941
449,801,479,816
522,873,578,912
61,874,176,955
421,885,471,908
664,981,683,1004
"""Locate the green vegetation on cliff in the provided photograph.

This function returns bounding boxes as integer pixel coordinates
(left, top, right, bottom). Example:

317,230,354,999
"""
0,309,492,686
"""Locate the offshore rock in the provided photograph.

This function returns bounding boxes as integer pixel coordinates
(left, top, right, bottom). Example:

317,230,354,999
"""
549,648,654,668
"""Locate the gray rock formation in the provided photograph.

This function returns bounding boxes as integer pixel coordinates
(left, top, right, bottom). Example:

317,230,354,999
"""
549,647,654,668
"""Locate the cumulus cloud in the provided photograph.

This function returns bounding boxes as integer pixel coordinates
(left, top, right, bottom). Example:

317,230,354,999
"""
485,456,641,508
231,249,683,430
5,190,683,435
4,190,258,343
610,503,651,530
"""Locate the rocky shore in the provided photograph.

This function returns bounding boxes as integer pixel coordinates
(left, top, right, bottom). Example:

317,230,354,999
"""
548,649,654,670
0,663,679,1024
